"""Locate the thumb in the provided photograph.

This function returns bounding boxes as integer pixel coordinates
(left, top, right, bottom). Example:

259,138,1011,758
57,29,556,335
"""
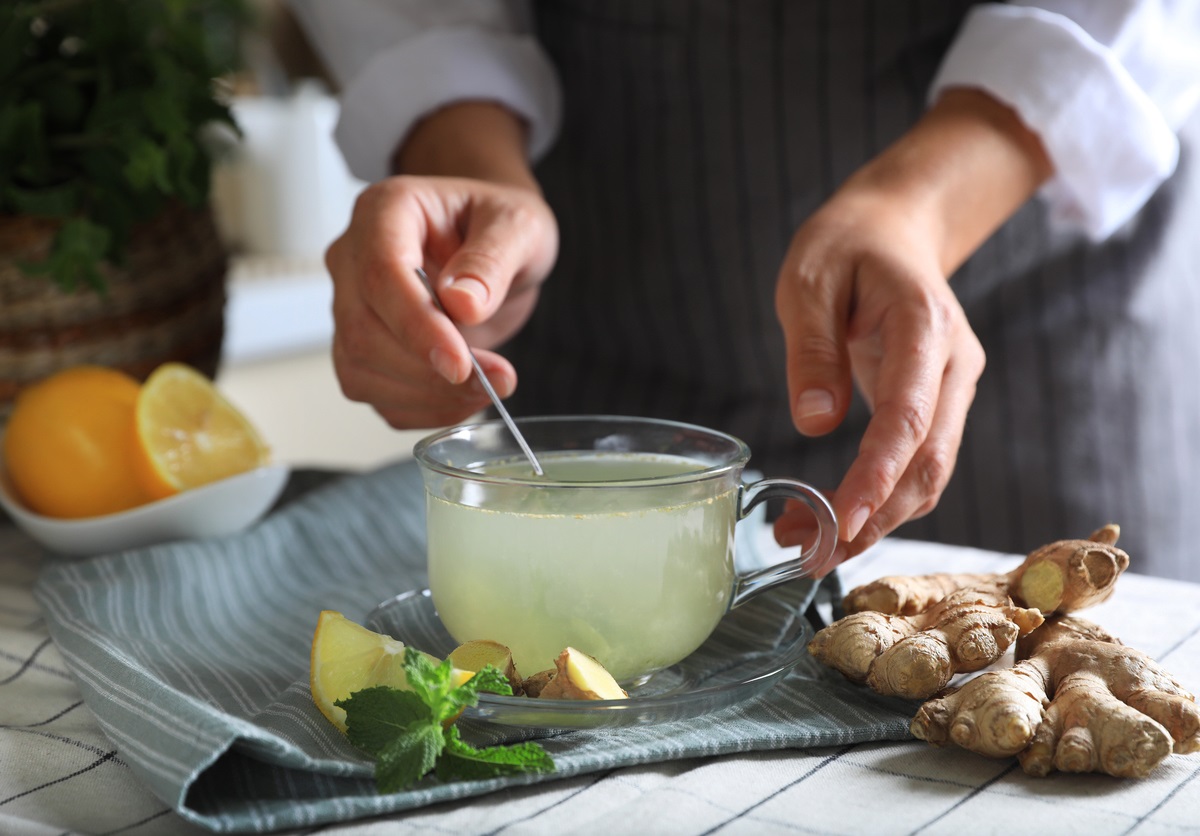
436,199,547,327
777,265,854,437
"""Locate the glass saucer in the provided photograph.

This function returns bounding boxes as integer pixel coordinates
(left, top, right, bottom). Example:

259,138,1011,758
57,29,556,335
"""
365,586,814,729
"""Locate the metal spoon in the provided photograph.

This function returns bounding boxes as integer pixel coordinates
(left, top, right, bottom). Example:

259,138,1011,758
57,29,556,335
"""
414,267,545,477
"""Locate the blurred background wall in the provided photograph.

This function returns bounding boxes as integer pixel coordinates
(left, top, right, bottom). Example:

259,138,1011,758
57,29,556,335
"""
213,1,426,471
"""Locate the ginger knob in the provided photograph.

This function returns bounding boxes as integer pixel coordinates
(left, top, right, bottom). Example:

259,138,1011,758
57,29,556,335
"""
448,639,524,695
537,647,628,701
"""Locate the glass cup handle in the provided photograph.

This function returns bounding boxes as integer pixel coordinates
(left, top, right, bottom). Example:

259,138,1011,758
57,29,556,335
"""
730,478,839,609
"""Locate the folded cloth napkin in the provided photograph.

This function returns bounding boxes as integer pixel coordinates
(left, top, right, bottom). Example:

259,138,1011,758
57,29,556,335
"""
34,460,913,833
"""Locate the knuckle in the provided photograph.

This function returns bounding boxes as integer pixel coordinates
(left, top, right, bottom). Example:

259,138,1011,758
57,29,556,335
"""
324,237,344,274
882,398,934,447
359,260,395,301
351,181,385,217
776,263,827,306
927,292,960,332
502,198,538,228
913,446,954,507
507,192,556,234
366,175,413,204
792,333,843,368
859,456,906,503
964,333,986,376
335,325,371,363
459,247,506,281
912,497,938,519
335,370,370,404
376,407,418,430
853,516,887,553
904,286,967,344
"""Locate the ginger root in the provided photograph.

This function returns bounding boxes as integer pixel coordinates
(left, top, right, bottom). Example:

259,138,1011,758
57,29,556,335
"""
535,647,628,701
808,527,1128,701
449,639,524,695
520,668,557,699
911,615,1200,778
807,587,1044,699
843,524,1128,617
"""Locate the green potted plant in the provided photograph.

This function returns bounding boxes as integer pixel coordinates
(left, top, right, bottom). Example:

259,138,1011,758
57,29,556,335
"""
0,0,248,416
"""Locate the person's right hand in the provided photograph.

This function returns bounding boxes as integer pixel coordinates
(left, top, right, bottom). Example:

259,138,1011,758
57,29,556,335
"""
326,174,558,429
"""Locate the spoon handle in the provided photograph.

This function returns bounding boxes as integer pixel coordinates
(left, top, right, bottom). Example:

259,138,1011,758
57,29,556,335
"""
414,268,545,476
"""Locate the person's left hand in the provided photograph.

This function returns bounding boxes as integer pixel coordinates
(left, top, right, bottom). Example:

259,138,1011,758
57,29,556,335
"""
771,89,1053,569
772,184,985,566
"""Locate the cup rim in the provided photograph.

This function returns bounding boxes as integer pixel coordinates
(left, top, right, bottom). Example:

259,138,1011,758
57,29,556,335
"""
413,414,752,487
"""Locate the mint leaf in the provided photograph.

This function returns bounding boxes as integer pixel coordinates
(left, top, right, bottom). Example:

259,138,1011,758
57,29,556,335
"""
463,665,514,697
375,723,444,794
439,665,513,724
401,651,448,709
338,651,555,794
402,652,512,725
0,0,250,291
336,686,432,757
437,726,556,782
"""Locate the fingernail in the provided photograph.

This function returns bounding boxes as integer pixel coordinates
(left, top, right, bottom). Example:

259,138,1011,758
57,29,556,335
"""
845,505,870,541
833,543,850,565
451,276,488,303
492,371,515,399
430,348,462,384
796,388,835,419
470,369,513,400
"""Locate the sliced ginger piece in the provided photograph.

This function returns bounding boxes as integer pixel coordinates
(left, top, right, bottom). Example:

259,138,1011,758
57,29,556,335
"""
911,615,1200,778
1009,524,1127,613
449,639,524,694
537,647,628,701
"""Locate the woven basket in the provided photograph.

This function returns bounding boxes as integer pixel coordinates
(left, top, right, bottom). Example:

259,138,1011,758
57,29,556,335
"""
0,203,227,420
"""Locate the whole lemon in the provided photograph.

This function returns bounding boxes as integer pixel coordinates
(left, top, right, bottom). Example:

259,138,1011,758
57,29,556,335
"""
4,365,153,518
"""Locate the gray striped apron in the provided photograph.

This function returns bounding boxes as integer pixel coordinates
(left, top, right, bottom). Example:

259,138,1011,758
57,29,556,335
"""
500,0,1200,581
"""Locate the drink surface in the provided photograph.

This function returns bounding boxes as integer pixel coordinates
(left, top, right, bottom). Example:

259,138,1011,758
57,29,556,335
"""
480,453,708,482
426,452,737,682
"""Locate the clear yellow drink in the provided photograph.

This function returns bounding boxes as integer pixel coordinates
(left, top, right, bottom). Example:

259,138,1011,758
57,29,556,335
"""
426,453,737,683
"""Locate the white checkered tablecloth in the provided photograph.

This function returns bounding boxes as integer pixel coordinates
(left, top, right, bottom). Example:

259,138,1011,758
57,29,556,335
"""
3,512,1199,835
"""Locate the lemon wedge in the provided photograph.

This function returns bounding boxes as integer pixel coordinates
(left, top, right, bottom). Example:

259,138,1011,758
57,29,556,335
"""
310,611,472,732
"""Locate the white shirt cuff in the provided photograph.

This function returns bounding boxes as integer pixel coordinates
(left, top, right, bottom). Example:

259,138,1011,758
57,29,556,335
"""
930,4,1179,240
334,27,562,183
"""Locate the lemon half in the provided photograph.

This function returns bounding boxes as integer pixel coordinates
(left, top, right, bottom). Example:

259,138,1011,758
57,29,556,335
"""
135,362,269,498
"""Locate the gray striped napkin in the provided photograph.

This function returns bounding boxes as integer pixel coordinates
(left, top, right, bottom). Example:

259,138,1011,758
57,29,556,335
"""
33,460,913,833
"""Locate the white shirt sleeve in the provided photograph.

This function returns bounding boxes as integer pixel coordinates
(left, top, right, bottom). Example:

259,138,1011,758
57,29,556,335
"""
287,0,562,183
930,1,1200,240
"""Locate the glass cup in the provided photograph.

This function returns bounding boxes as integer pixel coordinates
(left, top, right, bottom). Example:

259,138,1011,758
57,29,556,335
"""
413,415,837,684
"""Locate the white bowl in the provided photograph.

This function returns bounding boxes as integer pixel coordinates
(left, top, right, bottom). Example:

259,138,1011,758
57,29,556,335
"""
0,462,290,557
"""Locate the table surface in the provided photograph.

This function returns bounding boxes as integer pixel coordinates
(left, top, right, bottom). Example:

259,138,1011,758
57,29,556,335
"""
3,517,1199,836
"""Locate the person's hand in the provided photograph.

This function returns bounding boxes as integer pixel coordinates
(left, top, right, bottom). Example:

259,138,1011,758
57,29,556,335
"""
773,184,984,565
773,89,1053,566
326,103,558,429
